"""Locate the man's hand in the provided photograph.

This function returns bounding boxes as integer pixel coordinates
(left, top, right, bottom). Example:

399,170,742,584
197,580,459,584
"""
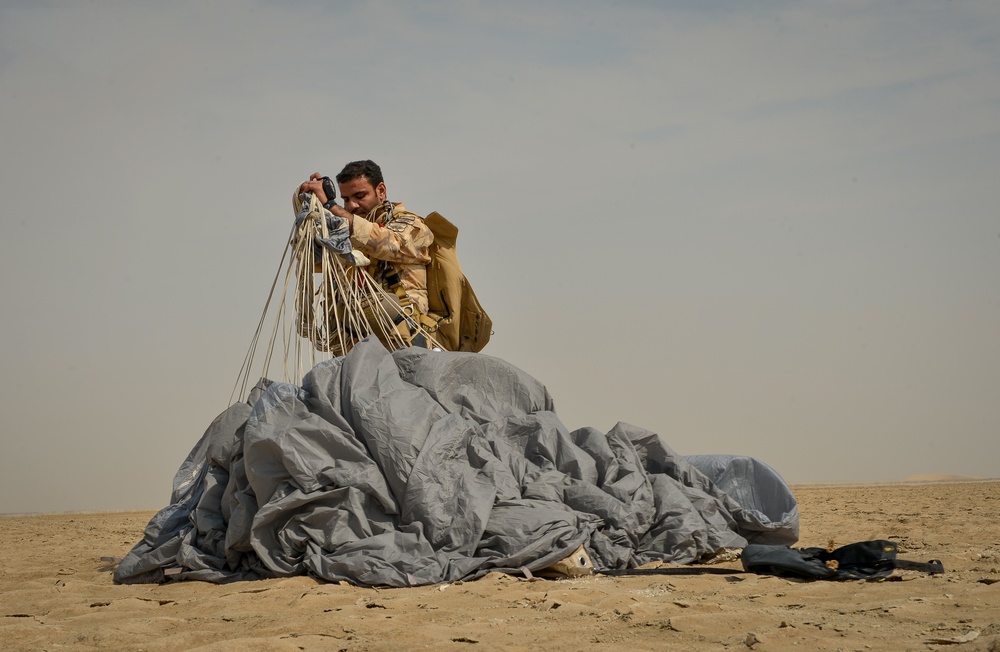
299,172,329,205
298,172,354,230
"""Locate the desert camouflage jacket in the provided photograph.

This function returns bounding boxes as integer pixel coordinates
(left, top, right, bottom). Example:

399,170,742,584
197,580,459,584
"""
350,201,433,314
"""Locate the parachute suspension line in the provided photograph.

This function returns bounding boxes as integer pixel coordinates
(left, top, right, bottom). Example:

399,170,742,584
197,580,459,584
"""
230,224,296,406
274,231,307,383
233,192,430,404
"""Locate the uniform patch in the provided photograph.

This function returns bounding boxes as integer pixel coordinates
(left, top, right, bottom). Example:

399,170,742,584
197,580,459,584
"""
386,220,411,233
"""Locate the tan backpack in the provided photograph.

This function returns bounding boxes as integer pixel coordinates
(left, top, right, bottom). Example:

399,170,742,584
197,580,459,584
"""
421,212,492,352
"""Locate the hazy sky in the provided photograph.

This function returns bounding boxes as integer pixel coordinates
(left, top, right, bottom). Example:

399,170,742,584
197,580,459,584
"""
2,1,998,514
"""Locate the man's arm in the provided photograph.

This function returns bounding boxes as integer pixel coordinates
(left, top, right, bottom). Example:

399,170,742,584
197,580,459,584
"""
351,210,433,266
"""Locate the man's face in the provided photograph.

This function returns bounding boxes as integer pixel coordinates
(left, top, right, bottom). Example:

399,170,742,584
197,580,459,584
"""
339,176,386,216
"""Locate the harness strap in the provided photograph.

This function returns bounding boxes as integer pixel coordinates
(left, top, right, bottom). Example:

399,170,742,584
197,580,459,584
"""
382,268,441,332
599,567,745,577
894,558,944,574
601,556,943,578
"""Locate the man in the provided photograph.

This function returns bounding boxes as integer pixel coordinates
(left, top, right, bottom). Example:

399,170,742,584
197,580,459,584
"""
297,160,435,347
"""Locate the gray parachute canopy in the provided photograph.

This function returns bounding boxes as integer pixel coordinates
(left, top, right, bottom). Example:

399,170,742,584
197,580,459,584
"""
115,337,797,586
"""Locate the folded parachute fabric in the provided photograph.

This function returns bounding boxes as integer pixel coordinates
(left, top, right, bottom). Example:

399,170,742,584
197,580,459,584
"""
114,337,799,587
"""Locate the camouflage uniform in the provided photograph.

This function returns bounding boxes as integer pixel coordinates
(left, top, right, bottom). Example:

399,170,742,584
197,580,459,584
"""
350,201,433,315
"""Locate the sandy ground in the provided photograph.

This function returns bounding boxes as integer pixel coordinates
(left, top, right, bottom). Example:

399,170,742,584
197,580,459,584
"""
1,481,998,651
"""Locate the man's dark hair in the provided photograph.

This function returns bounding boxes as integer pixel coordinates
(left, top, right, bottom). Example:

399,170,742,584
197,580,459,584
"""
336,160,384,188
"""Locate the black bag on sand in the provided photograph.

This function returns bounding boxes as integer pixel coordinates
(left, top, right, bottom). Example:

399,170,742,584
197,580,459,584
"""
741,539,944,580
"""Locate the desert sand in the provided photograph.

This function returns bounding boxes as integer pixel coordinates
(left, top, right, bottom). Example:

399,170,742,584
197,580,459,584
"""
1,480,998,651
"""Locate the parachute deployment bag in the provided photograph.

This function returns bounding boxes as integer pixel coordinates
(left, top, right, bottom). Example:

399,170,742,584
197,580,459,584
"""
421,212,492,352
741,539,944,580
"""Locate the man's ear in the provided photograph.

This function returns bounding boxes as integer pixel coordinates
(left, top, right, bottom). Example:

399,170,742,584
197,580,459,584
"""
376,181,387,202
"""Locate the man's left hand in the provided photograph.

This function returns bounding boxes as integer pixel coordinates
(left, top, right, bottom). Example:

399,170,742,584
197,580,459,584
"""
299,178,329,205
299,173,354,231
